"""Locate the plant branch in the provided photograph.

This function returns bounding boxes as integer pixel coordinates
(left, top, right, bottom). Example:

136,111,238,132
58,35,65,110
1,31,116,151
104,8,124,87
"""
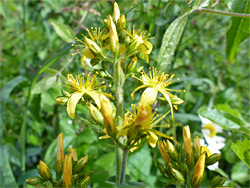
120,148,129,185
194,8,250,18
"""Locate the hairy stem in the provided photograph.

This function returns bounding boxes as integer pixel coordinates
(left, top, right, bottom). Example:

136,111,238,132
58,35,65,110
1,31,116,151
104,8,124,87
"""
120,148,129,185
195,8,250,18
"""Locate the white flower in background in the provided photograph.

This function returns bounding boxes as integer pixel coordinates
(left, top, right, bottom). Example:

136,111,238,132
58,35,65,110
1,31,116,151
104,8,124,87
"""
199,114,225,171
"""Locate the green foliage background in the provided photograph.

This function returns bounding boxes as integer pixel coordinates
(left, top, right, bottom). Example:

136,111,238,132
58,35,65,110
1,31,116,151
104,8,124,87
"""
1,0,249,187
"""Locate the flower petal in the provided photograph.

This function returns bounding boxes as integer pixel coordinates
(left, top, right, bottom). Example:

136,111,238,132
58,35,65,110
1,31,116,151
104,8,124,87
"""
67,92,84,119
120,44,127,55
146,130,158,148
140,87,158,106
161,91,174,117
131,84,147,100
87,91,101,108
83,47,95,58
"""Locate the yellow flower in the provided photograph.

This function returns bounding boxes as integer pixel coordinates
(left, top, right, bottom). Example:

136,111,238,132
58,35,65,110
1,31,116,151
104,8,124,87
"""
121,104,176,149
64,73,114,119
73,27,109,59
192,152,206,187
131,68,184,117
124,25,153,63
63,154,72,188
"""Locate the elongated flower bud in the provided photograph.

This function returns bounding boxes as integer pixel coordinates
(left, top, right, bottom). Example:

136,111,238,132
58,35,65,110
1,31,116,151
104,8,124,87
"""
166,140,178,161
80,176,90,188
210,175,226,187
172,168,185,184
26,176,42,185
63,154,72,188
127,56,137,73
183,125,193,167
108,15,119,57
113,2,120,22
100,94,116,137
192,152,206,187
206,153,221,166
56,133,64,178
84,37,102,54
73,155,89,174
39,161,52,180
89,103,105,127
158,140,170,165
68,147,78,162
118,15,126,32
56,97,68,105
193,135,201,161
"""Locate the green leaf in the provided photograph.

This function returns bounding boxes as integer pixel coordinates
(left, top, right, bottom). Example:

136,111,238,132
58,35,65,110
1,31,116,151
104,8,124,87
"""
32,74,57,94
231,161,250,184
198,106,250,134
49,19,75,43
0,75,27,103
231,139,250,169
157,14,188,71
0,146,18,188
95,152,115,171
226,0,250,62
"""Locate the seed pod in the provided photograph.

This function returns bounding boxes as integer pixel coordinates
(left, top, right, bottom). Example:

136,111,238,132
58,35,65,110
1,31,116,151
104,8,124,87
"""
171,168,185,184
56,133,64,178
210,175,226,187
84,37,102,55
26,176,43,185
206,153,221,166
73,155,89,174
39,161,52,180
127,57,137,73
166,140,178,161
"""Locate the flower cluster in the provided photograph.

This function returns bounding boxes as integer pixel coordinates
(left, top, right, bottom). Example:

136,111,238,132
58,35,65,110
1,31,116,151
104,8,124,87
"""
26,133,92,187
158,125,225,187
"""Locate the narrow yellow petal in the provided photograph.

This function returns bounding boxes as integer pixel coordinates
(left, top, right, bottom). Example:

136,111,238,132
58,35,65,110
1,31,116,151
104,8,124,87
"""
143,40,153,54
82,47,95,58
161,91,174,117
87,91,101,108
67,92,84,119
146,130,158,148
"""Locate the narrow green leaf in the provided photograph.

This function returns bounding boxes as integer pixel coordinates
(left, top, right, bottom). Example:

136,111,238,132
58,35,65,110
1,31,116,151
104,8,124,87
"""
0,146,18,188
49,19,75,43
226,0,250,62
157,14,188,71
231,139,250,169
21,44,72,171
0,76,27,103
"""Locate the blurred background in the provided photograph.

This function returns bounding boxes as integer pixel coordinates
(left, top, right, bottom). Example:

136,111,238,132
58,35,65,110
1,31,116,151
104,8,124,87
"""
1,0,249,187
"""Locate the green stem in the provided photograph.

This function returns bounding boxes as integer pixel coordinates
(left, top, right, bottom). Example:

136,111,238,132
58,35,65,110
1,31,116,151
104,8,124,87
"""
194,8,250,18
120,148,129,185
114,60,125,187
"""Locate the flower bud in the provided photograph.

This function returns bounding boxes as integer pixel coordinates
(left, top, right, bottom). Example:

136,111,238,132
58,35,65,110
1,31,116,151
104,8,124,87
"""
113,2,120,22
56,97,68,105
158,140,170,165
73,155,89,174
68,147,78,162
210,175,226,187
39,161,52,180
193,135,201,161
108,15,119,57
103,18,109,28
158,164,169,178
192,152,206,187
56,133,64,178
127,57,137,73
166,140,178,161
100,94,116,137
63,154,72,188
206,153,221,166
62,90,71,97
89,103,105,127
80,176,90,188
44,181,53,187
138,53,145,60
84,37,102,55
26,176,43,185
171,168,185,184
118,15,126,32
183,125,193,167
125,35,131,47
